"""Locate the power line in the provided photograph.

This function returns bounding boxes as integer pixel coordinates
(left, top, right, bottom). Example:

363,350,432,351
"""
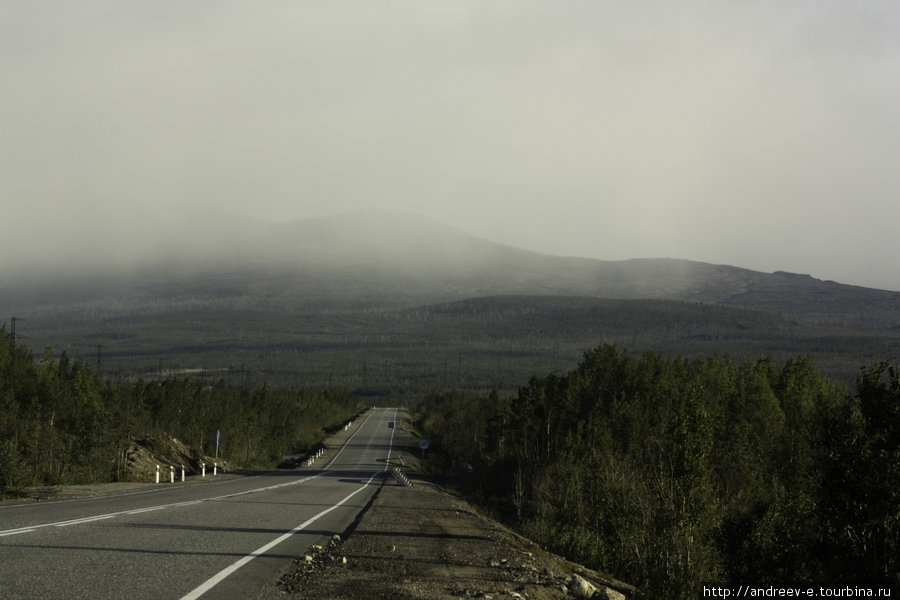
9,316,24,347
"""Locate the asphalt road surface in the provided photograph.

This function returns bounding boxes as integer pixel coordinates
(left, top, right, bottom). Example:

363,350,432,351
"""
0,407,400,600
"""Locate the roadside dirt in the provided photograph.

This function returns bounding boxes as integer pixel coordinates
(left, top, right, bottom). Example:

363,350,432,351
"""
3,417,633,599
255,425,633,600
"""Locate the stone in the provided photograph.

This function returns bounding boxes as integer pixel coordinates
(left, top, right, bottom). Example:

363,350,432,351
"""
568,575,627,600
568,575,597,599
594,586,626,600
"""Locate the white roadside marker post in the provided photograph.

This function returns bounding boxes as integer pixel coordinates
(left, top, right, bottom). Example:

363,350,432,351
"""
155,465,160,484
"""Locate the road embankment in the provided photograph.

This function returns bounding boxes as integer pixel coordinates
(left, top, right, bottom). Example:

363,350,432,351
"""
257,420,633,600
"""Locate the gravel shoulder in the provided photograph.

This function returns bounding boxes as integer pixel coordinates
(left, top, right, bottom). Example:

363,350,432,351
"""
255,425,633,600
2,414,634,599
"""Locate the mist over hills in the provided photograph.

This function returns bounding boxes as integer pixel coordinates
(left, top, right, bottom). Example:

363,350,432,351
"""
3,208,899,391
5,208,899,322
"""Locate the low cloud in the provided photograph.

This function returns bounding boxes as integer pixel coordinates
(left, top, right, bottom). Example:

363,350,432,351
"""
2,1,899,290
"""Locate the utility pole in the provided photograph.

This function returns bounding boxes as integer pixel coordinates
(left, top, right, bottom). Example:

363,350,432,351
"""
9,317,22,347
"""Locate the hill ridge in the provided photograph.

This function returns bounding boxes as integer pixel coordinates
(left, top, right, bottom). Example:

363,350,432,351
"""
4,208,899,324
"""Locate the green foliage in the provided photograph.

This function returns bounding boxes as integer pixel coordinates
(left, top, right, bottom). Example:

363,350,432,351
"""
0,328,363,491
0,438,25,489
417,345,900,598
14,296,900,400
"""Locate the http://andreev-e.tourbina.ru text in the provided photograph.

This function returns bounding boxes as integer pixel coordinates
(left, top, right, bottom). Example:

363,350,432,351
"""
703,585,894,598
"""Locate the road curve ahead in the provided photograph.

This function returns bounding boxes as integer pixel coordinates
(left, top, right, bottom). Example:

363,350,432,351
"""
0,407,400,600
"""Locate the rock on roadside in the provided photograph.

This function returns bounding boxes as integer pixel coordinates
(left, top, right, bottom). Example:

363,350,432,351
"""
255,445,632,600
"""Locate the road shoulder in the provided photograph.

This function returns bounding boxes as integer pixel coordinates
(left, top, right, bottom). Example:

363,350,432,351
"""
256,425,633,600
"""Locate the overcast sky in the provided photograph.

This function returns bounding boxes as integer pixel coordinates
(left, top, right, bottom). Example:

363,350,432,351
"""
2,0,899,290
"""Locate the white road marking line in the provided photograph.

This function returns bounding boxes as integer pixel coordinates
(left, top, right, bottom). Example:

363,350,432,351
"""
0,409,385,539
0,498,202,537
384,407,397,470
0,477,316,537
322,410,376,469
179,471,381,600
55,514,116,527
0,528,36,537
125,506,166,515
213,476,316,500
180,407,398,600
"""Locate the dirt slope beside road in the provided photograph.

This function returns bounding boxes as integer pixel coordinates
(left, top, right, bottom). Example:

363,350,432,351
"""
3,413,632,599
257,430,632,600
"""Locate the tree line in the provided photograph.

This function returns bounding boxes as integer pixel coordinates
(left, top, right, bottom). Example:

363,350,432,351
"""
0,327,363,491
417,344,899,598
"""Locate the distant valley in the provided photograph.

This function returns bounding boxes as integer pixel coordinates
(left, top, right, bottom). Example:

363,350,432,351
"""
3,208,899,393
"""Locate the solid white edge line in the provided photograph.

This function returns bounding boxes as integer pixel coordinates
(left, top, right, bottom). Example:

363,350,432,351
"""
384,407,397,471
179,471,379,600
322,408,376,469
0,528,36,537
0,411,379,538
179,407,398,600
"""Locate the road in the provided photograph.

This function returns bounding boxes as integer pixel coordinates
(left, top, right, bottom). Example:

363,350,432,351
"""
0,407,400,600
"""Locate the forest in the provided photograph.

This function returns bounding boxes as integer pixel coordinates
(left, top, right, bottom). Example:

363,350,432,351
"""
0,327,363,490
3,319,898,598
417,345,899,599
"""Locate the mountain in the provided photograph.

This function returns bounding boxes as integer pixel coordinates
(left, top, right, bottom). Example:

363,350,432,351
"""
5,207,897,326
3,208,899,391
